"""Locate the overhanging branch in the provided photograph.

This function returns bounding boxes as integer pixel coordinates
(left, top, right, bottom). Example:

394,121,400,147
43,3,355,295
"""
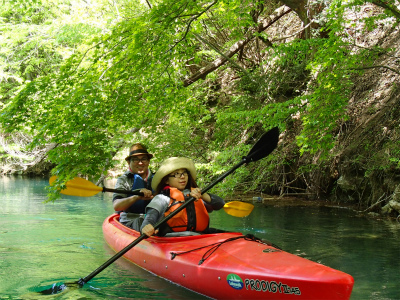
183,6,292,87
351,65,400,75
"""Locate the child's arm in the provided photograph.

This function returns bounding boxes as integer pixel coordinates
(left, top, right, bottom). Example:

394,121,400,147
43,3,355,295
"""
140,194,170,236
140,208,160,236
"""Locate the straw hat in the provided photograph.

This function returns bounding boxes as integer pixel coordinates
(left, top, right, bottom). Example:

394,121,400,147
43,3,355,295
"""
151,157,197,190
125,144,153,162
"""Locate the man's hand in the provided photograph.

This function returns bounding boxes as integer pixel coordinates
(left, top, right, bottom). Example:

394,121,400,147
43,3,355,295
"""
139,188,153,200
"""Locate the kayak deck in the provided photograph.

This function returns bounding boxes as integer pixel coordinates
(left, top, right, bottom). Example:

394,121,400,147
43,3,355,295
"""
103,214,354,299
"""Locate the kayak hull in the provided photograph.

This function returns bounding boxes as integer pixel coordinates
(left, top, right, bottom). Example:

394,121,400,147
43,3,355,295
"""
103,214,353,299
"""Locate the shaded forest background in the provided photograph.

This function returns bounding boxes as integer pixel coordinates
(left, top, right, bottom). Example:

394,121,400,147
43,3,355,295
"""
0,0,399,217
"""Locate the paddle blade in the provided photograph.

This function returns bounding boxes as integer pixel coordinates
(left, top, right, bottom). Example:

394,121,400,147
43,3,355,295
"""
223,201,254,217
38,281,81,295
246,126,279,162
49,176,103,197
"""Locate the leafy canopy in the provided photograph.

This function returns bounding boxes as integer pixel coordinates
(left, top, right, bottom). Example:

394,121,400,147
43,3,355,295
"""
0,0,398,200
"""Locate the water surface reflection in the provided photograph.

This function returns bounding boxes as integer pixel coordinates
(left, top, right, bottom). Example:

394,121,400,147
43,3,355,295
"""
0,177,399,299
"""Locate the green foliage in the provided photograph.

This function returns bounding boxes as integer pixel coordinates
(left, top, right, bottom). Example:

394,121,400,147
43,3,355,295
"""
54,23,102,46
0,0,398,201
0,0,114,103
1,0,53,25
365,127,400,175
294,1,388,157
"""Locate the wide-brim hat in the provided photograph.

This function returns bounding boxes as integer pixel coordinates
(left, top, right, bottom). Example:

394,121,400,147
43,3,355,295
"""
125,148,154,161
151,157,197,190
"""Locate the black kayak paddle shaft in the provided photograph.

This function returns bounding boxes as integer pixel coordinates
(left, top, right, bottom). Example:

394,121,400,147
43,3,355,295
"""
42,126,280,292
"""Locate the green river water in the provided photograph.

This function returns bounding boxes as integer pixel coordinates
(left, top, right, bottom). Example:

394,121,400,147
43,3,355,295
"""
0,177,399,299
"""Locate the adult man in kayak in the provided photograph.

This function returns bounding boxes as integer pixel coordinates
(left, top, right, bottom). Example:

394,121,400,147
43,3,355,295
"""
113,143,154,230
140,157,225,237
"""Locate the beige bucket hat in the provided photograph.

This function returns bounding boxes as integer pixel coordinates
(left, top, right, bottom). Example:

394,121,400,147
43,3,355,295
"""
151,157,197,190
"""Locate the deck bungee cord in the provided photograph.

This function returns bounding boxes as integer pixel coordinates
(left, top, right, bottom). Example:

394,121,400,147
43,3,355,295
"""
170,234,282,265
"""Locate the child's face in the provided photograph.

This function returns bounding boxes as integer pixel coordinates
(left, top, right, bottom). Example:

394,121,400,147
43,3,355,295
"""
166,168,189,190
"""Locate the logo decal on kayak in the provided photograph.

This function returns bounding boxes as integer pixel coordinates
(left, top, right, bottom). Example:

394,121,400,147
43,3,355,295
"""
227,274,301,295
227,274,243,290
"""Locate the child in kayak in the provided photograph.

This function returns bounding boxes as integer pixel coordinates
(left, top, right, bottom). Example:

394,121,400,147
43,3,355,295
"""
140,157,225,237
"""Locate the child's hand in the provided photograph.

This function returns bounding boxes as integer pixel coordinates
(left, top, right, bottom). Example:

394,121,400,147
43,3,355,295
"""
190,188,202,199
141,224,158,237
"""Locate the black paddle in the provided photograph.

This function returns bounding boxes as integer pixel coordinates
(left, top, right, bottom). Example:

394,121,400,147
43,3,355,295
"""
40,126,279,294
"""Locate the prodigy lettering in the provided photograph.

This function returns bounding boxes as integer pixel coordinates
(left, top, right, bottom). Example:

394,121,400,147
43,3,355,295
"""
245,278,301,295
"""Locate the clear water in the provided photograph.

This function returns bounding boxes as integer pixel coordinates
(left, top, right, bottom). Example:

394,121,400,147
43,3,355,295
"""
0,177,399,299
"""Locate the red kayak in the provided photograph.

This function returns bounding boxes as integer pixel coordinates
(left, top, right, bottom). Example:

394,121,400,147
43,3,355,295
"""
103,214,354,299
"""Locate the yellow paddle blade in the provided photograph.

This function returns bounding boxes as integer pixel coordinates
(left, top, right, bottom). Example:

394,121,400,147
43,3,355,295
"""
49,176,103,197
223,201,254,217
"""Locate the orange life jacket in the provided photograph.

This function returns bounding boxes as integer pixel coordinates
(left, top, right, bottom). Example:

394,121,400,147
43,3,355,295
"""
164,187,210,232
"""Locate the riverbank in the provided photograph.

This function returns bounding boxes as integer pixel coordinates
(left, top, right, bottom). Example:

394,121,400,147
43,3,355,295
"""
234,193,400,223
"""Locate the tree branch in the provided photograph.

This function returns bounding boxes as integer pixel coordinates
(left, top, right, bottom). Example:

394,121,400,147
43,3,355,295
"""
145,0,152,9
371,0,400,20
169,0,218,52
183,6,292,87
351,65,400,75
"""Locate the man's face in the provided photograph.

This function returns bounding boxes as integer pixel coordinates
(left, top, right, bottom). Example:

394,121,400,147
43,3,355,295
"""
129,154,150,175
